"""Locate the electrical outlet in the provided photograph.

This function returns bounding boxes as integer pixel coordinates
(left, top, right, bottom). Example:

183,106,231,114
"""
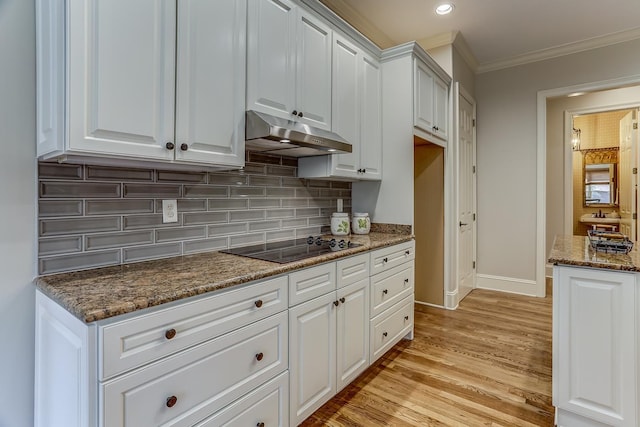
162,200,178,223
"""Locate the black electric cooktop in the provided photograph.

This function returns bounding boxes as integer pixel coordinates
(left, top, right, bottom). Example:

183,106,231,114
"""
221,236,361,264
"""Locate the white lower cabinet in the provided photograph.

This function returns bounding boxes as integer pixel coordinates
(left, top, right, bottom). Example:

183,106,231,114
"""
553,265,637,427
35,241,415,427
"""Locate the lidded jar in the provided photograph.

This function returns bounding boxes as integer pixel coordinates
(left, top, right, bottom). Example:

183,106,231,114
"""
331,212,350,236
352,212,370,235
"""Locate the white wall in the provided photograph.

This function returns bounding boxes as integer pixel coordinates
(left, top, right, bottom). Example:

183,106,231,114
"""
0,0,37,426
476,39,640,293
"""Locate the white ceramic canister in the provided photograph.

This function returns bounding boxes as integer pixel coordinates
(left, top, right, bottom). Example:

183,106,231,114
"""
352,212,370,234
331,212,350,236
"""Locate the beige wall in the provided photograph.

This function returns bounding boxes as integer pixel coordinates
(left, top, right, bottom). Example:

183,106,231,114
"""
414,142,444,305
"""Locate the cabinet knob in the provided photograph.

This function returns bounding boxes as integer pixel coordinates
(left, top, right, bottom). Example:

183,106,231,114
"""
404,278,409,284
292,110,298,116
180,143,188,151
298,112,303,118
362,168,366,173
166,395,177,408
257,423,265,427
254,299,263,308
405,250,410,255
383,257,388,263
382,289,388,295
256,352,264,361
333,300,339,306
165,142,175,150
382,332,388,337
339,297,345,303
404,315,409,321
165,328,176,340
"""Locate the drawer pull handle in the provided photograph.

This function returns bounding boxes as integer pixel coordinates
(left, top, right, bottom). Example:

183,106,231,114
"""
383,289,388,295
404,315,409,321
165,329,176,340
254,299,263,308
339,297,345,303
166,395,177,408
383,332,388,337
333,300,340,306
257,423,265,427
383,257,388,263
405,250,410,255
256,352,264,361
404,278,409,284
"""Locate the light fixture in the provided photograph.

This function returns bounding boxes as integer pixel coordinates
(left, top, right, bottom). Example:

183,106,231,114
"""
567,92,586,97
280,139,290,143
435,3,455,15
571,127,581,151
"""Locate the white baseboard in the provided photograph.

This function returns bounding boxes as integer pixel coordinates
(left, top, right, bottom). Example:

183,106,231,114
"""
415,300,445,309
476,274,538,296
444,289,458,310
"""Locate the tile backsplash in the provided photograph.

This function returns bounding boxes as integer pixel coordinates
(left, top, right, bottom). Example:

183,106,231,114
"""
38,152,351,275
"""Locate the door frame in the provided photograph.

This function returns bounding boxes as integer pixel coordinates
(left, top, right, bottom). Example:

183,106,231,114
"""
537,74,640,295
450,82,477,308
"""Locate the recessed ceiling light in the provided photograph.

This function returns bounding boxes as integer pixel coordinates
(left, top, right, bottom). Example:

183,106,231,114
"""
435,3,454,15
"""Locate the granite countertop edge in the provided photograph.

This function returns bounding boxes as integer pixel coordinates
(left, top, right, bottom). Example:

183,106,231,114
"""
548,234,640,273
36,232,413,323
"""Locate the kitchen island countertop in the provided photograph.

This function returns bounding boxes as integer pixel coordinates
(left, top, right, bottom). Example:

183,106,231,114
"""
548,234,640,272
36,232,413,323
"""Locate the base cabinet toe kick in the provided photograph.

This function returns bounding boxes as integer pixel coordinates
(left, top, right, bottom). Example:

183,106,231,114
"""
35,240,415,427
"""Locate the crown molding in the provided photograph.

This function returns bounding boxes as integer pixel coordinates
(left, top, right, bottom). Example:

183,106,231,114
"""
452,32,479,73
381,41,452,84
477,27,640,74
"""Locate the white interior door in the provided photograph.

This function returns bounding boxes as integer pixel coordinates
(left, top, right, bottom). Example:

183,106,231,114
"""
619,111,636,240
457,86,476,302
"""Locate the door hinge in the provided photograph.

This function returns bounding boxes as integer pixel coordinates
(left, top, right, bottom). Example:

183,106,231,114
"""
472,165,476,173
472,119,476,127
472,261,476,269
633,122,638,130
634,213,638,220
473,213,476,221
634,167,638,174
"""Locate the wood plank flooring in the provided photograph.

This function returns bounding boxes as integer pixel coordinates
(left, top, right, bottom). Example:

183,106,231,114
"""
302,288,553,426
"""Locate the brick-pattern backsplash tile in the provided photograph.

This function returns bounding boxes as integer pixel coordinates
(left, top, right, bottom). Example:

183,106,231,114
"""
37,152,351,274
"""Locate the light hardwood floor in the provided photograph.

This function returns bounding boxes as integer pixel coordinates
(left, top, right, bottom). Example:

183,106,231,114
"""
302,288,553,426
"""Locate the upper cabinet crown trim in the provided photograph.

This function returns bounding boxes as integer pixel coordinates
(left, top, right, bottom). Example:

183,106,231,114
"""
381,41,451,84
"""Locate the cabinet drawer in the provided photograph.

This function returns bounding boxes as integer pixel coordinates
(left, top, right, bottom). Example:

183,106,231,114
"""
194,371,289,427
370,241,414,275
370,296,413,363
336,253,369,288
101,311,288,427
289,262,336,306
99,275,287,380
370,262,414,318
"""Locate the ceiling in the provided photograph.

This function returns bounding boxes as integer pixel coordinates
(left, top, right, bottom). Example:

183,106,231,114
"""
320,0,640,72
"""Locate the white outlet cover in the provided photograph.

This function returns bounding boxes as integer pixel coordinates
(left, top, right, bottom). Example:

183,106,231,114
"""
162,199,178,223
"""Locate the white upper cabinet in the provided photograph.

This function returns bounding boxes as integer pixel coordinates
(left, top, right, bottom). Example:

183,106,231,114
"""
414,57,448,143
37,0,245,169
298,36,382,181
247,0,332,131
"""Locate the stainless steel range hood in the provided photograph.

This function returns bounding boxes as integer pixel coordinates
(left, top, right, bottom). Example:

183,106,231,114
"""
245,110,352,157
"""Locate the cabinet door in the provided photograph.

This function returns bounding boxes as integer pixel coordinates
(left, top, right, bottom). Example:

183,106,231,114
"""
336,279,369,392
553,266,636,426
330,35,360,178
246,0,297,120
433,76,449,141
296,10,332,131
359,53,382,179
289,292,336,426
413,59,435,135
67,0,175,160
174,0,245,167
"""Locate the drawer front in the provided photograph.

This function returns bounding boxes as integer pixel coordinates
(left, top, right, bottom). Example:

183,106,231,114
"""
370,241,415,276
194,371,289,427
370,262,414,318
101,311,288,427
289,262,336,306
99,276,288,380
370,296,413,363
336,253,369,289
